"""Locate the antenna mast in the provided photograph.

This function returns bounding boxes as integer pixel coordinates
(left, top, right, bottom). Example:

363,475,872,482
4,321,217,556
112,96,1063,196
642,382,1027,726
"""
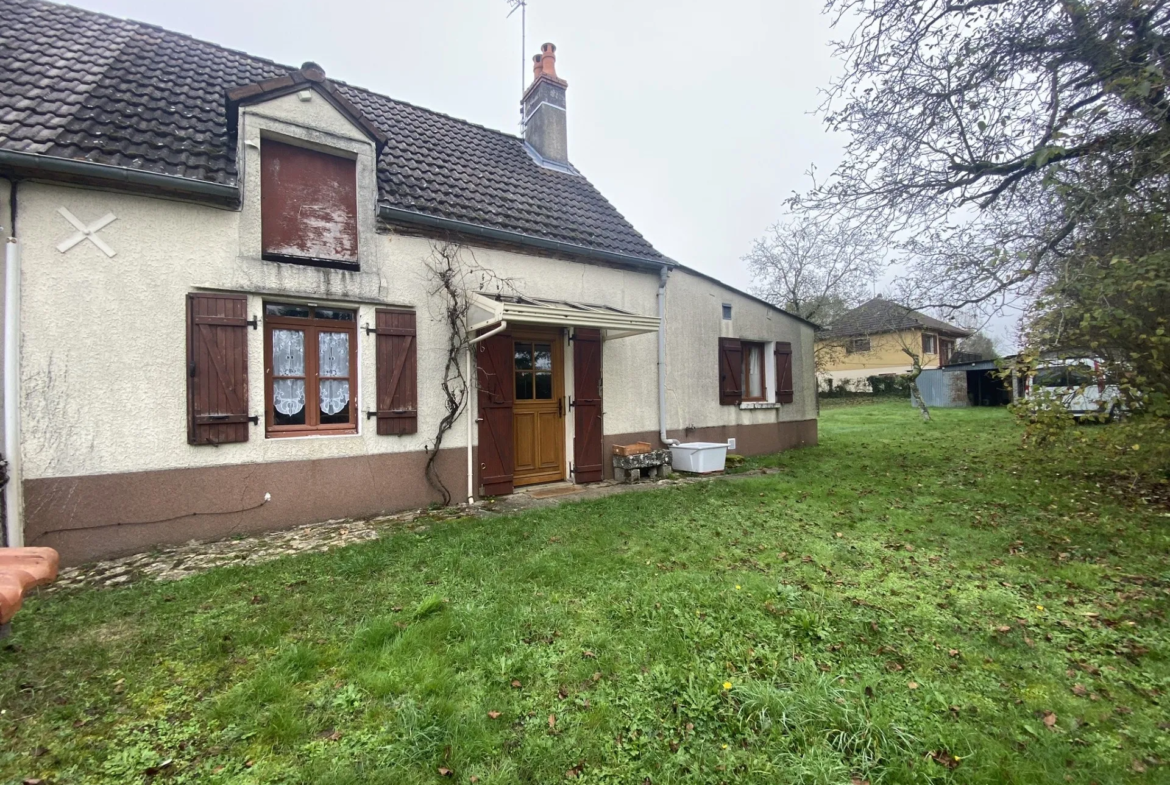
507,0,527,128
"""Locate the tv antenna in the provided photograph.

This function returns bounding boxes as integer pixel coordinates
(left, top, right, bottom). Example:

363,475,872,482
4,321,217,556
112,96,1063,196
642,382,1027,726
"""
506,0,527,127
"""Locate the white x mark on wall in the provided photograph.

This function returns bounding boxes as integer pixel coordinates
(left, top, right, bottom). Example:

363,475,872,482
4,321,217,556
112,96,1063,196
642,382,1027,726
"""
56,207,118,258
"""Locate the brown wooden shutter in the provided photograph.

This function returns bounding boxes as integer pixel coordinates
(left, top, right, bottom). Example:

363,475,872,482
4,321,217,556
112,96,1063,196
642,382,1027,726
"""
775,341,794,404
187,293,251,445
477,329,514,496
260,139,359,268
572,328,604,483
718,337,742,405
374,309,417,435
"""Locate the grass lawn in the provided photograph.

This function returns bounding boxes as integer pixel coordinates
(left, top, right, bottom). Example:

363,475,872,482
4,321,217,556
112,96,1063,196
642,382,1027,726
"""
2,404,1168,784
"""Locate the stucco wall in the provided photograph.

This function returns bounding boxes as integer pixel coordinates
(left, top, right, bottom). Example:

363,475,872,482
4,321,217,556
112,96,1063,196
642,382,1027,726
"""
663,269,816,430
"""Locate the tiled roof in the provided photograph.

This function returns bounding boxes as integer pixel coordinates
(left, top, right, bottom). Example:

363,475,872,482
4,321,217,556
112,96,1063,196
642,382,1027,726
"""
819,297,972,339
0,0,665,262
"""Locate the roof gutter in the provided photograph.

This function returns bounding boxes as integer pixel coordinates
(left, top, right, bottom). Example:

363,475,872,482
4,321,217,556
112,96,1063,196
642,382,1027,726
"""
378,204,671,273
0,151,239,205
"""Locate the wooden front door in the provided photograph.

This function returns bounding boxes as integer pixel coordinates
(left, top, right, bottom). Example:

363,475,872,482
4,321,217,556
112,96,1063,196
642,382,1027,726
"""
512,329,566,486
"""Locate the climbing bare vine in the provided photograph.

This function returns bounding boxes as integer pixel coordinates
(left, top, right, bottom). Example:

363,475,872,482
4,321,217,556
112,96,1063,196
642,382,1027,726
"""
422,242,516,505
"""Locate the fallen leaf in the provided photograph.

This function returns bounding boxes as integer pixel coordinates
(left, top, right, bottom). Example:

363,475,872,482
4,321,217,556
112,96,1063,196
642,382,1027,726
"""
928,750,961,769
511,680,522,689
908,681,919,690
582,650,596,659
549,714,556,729
1132,760,1147,773
1043,711,1057,729
996,625,1012,633
1072,684,1087,697
948,649,960,658
487,711,501,719
438,767,452,776
470,778,480,784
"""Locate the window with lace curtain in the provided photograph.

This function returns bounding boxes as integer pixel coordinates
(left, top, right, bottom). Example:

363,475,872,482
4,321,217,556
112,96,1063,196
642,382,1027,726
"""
264,303,357,436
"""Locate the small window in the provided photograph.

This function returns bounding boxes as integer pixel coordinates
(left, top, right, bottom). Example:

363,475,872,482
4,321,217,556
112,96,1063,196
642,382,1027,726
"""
846,337,871,354
741,341,767,401
260,139,359,270
265,304,358,436
515,341,554,400
722,303,733,320
922,334,937,355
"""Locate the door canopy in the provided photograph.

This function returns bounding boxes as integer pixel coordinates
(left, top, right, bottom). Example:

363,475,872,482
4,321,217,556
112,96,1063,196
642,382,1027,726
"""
469,293,658,340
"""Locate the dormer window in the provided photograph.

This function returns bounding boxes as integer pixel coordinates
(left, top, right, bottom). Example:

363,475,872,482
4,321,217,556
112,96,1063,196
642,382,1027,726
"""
260,138,359,271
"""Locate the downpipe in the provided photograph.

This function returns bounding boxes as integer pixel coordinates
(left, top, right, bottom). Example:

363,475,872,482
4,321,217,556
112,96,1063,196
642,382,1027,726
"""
4,235,23,547
465,320,508,504
657,266,679,447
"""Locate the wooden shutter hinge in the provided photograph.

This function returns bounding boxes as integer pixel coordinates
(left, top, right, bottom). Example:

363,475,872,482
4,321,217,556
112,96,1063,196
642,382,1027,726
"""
201,414,259,425
363,325,377,335
247,316,258,330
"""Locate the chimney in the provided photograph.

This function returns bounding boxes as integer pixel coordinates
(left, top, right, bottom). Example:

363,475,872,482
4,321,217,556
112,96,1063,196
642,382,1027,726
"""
522,42,569,165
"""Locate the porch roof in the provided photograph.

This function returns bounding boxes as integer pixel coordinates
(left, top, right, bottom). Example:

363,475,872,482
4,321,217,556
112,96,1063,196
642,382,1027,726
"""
468,293,659,340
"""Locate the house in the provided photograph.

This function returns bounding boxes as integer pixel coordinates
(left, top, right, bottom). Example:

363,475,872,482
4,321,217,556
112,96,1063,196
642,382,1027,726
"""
0,0,818,565
815,297,971,391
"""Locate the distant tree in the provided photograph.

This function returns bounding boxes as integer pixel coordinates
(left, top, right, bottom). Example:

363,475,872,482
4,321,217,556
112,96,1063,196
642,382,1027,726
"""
799,0,1170,315
956,332,1000,361
746,215,885,326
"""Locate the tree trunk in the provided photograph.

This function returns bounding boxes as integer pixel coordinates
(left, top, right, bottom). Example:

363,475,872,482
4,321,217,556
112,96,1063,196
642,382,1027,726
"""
903,348,932,422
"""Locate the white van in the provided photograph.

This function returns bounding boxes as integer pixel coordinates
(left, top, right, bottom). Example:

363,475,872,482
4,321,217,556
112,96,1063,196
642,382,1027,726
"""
1025,359,1125,420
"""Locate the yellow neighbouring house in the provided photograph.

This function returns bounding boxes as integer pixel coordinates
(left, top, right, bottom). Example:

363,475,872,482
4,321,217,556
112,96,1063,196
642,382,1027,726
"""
815,297,971,392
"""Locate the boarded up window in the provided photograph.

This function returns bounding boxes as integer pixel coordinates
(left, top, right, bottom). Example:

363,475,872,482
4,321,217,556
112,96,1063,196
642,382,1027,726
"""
718,337,742,405
775,341,794,404
260,139,359,269
187,293,251,445
374,309,418,435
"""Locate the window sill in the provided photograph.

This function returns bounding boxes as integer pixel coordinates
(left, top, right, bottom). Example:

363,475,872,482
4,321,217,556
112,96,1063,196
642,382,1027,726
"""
262,253,360,273
739,402,783,410
265,429,359,440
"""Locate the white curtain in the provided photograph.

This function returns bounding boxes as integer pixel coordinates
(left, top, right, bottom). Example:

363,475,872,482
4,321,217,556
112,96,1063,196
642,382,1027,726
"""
747,344,763,399
318,332,350,416
272,329,306,415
